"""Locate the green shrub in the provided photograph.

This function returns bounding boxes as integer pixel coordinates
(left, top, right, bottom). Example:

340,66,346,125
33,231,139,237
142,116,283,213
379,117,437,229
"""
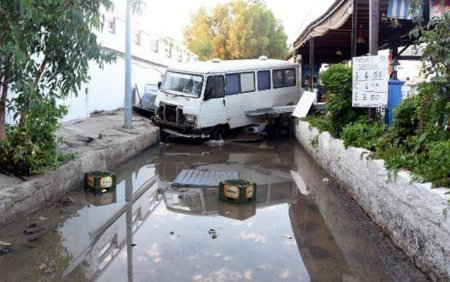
390,95,420,140
0,98,73,175
375,137,450,187
320,64,365,137
305,115,332,133
341,118,386,150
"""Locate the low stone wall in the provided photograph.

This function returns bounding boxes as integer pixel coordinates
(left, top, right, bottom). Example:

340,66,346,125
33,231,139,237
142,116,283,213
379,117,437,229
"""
0,128,159,226
295,120,450,281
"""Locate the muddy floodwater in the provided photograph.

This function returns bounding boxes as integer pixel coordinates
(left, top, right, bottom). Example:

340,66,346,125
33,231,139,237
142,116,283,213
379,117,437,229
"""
0,140,426,281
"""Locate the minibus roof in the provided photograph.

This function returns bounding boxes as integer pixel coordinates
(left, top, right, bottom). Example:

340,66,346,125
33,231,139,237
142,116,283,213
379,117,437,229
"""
167,59,298,75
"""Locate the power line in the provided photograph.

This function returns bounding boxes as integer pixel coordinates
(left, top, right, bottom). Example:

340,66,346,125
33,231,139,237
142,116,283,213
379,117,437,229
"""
291,1,320,45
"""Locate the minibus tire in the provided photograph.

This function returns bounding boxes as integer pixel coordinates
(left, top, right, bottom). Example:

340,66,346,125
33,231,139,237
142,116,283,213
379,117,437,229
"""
210,124,228,140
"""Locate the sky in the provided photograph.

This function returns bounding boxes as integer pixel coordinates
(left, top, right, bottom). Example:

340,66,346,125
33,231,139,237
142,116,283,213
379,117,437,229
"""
141,0,336,47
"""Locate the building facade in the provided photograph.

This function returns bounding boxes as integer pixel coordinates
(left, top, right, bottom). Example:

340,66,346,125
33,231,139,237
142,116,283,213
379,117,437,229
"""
60,2,198,122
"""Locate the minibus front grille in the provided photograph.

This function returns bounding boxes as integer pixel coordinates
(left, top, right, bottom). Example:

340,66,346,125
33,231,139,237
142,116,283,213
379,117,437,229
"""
161,103,184,124
165,104,177,122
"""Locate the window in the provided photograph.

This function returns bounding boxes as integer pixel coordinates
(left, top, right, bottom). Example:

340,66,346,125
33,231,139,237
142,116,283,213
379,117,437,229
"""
273,68,296,88
240,73,255,92
205,76,225,99
107,17,115,33
225,72,255,95
160,71,204,97
134,31,141,45
151,39,159,52
257,70,271,90
225,74,240,95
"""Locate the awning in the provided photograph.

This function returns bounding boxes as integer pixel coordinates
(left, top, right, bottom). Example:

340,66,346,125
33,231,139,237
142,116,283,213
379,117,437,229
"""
294,0,352,50
290,0,429,64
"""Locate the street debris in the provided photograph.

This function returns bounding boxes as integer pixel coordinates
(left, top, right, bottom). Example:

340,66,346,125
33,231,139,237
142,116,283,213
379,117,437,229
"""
284,234,293,240
209,228,218,239
57,197,75,207
0,241,13,256
322,177,329,183
205,139,225,147
38,263,47,270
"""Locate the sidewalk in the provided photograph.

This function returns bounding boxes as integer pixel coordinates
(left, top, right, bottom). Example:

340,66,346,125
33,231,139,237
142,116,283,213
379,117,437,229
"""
0,110,159,226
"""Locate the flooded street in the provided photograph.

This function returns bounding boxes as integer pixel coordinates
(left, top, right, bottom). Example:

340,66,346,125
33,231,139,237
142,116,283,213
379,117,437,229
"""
0,140,426,281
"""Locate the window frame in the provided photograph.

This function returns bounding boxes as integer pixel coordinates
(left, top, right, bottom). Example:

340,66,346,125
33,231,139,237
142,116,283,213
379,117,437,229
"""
205,75,225,100
272,68,296,89
225,72,256,95
257,70,271,91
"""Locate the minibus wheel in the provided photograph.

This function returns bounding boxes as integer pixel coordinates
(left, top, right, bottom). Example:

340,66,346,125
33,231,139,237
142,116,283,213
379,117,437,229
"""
210,124,228,140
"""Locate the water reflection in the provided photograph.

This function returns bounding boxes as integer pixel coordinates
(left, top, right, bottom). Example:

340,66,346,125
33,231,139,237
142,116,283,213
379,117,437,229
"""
0,141,400,282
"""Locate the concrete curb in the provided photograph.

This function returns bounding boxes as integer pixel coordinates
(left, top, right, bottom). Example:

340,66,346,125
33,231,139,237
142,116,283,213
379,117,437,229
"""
0,127,159,226
295,120,450,281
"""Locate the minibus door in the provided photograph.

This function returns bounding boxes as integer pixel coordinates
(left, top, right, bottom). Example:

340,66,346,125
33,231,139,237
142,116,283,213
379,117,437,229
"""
202,75,226,129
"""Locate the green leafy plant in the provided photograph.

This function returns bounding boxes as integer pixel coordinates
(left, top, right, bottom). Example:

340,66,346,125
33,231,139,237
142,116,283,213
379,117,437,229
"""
310,135,319,149
320,64,365,137
0,97,72,175
341,118,386,150
0,0,141,175
305,115,332,133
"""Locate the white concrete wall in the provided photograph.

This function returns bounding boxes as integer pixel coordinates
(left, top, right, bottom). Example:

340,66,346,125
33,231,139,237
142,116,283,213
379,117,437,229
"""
294,120,450,281
60,56,164,122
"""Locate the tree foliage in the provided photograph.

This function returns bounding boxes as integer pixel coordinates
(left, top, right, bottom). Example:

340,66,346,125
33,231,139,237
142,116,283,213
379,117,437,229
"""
0,0,127,175
184,0,288,60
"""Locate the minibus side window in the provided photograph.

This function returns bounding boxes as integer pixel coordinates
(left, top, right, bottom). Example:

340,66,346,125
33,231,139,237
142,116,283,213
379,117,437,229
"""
240,72,255,93
257,71,271,90
205,75,225,100
225,74,240,95
225,72,255,95
273,68,296,88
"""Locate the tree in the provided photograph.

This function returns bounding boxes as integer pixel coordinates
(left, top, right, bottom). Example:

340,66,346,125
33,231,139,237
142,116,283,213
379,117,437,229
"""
184,0,288,60
0,0,140,175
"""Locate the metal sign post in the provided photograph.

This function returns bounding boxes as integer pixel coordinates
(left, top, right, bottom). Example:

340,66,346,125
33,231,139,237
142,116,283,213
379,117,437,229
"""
368,0,379,119
124,0,132,129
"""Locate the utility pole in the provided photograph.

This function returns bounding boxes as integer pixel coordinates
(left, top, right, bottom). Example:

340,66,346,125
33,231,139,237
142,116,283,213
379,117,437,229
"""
124,0,132,129
368,0,379,120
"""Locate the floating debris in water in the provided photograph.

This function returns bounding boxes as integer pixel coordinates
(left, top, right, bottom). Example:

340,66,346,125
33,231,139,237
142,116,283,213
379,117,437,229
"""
283,234,293,239
322,177,329,183
57,197,75,206
0,241,13,256
209,228,218,239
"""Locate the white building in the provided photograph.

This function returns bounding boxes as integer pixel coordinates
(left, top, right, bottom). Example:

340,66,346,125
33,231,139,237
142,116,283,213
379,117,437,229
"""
60,1,198,121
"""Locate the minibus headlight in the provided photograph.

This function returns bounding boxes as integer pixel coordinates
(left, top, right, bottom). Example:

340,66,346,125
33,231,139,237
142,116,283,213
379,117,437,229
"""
185,114,196,124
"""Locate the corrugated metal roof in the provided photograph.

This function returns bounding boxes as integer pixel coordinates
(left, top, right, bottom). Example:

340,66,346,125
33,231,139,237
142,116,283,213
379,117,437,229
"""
172,169,240,188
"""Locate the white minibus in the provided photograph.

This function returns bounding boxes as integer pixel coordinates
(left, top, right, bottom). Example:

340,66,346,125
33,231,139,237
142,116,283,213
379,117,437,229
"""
153,57,300,139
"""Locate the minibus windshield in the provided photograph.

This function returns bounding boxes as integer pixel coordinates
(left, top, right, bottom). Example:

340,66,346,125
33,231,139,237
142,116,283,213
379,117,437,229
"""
160,71,204,97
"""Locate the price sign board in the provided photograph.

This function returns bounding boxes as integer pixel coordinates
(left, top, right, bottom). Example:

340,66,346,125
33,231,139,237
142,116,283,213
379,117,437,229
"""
352,55,389,107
